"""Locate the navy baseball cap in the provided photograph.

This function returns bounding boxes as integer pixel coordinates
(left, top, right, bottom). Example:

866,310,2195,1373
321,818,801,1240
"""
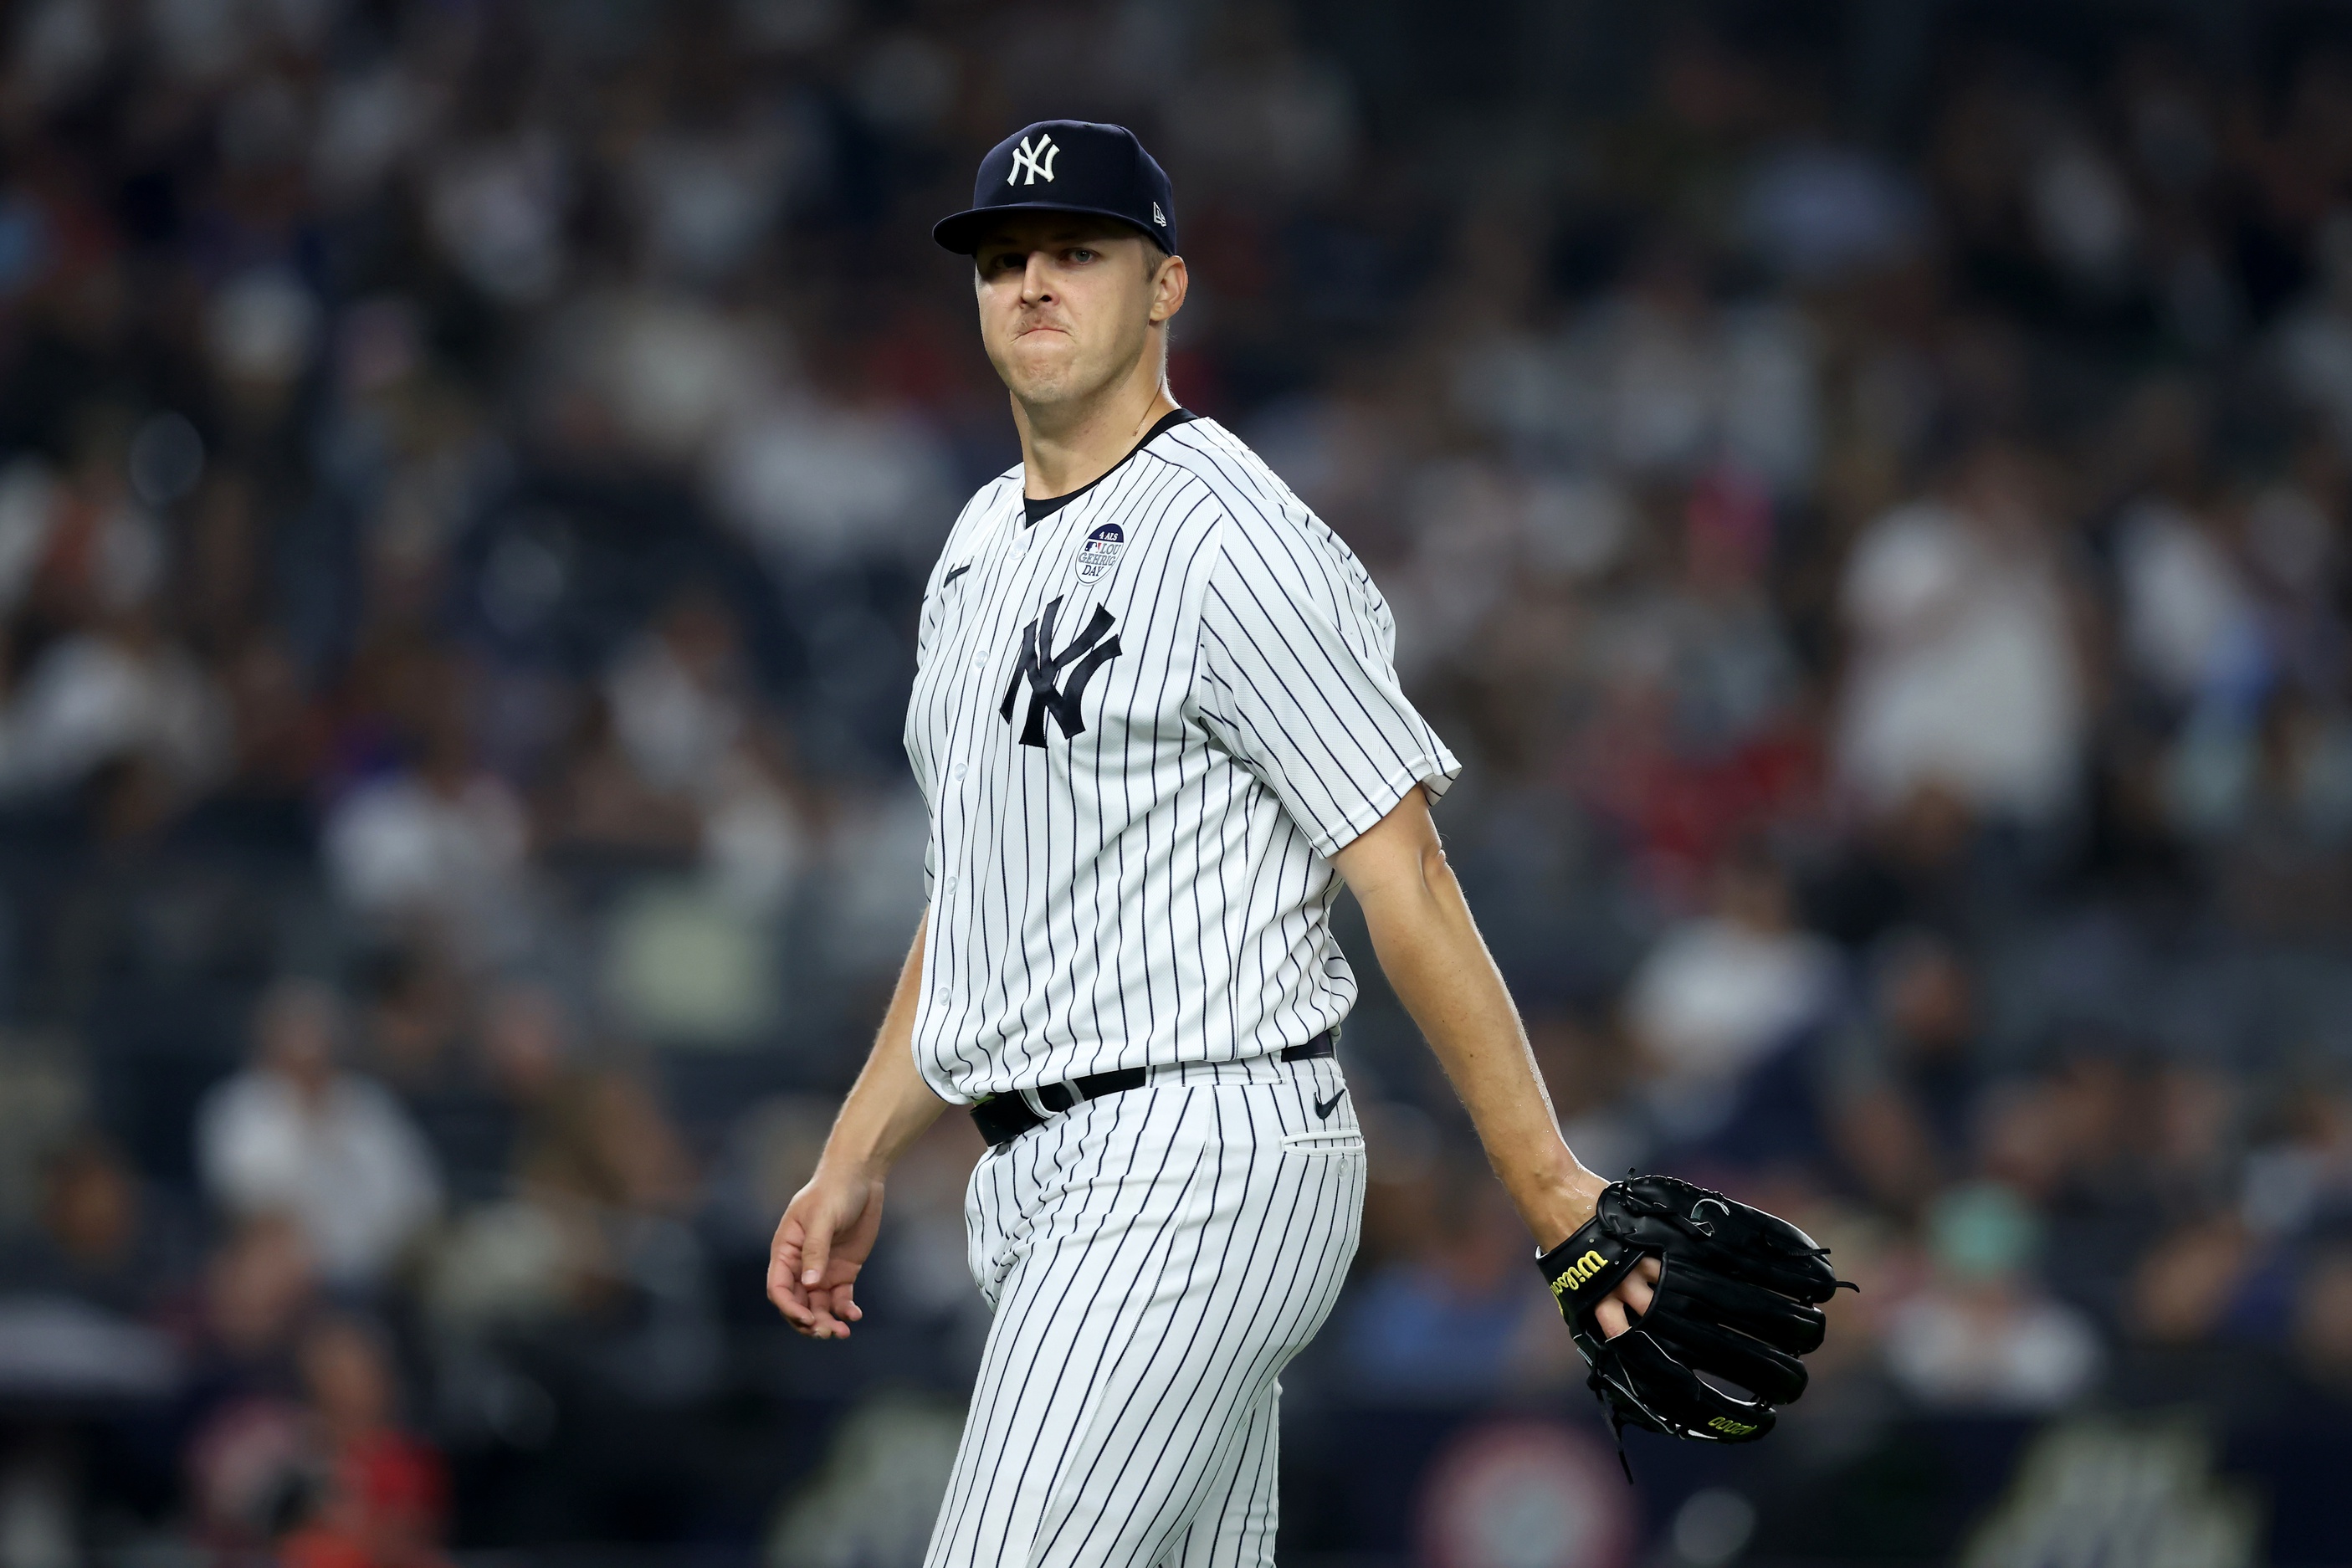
932,120,1178,256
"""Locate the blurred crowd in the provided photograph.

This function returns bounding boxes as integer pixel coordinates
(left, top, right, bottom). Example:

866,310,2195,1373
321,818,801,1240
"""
3,0,2352,1561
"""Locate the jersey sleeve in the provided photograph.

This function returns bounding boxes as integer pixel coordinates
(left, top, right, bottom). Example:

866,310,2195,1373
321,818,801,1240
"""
906,490,992,901
1191,512,1461,858
912,538,956,669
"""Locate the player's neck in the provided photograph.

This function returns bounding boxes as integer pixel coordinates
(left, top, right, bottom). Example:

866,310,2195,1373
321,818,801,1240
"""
1012,367,1178,501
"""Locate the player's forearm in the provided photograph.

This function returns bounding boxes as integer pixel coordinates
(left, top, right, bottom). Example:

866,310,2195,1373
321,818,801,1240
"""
818,910,951,1176
1358,879,1602,1247
1337,798,1605,1250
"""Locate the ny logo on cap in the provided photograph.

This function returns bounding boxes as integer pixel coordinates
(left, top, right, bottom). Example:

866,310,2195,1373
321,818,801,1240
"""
1008,134,1060,187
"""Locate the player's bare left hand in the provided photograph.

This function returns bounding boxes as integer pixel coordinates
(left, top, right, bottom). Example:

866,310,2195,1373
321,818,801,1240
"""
1591,1257,1661,1339
766,1166,885,1340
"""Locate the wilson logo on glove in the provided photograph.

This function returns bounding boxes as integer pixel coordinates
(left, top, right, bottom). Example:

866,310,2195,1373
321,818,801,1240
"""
1548,1249,1611,1295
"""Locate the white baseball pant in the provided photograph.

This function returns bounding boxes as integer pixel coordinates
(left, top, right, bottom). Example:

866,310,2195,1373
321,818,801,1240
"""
923,1052,1366,1568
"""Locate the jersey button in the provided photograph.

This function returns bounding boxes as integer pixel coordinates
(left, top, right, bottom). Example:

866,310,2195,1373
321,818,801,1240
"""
944,876,958,894
932,988,948,1006
951,761,966,780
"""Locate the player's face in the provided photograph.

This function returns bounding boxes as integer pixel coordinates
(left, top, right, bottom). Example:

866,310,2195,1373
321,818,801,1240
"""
972,218,1183,409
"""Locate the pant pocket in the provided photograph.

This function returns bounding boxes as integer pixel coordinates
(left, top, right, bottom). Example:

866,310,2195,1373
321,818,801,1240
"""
1278,1129,1366,1158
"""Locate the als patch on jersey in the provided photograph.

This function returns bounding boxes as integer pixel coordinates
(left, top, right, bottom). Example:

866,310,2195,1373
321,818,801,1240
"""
1075,523,1125,584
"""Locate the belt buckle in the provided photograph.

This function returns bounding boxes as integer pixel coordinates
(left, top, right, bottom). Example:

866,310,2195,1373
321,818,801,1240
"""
1018,1080,1081,1118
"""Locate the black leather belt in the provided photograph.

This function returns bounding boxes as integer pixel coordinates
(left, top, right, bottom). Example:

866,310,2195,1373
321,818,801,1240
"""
971,1032,1335,1149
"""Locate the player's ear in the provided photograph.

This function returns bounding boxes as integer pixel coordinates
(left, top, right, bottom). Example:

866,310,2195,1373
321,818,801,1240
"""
1148,252,1187,325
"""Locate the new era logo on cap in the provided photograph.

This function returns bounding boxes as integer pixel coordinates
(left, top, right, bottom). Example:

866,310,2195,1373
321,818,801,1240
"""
935,120,1178,256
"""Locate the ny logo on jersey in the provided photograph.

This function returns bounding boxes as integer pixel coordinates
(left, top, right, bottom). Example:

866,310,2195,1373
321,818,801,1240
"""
1001,595,1120,746
1007,134,1060,186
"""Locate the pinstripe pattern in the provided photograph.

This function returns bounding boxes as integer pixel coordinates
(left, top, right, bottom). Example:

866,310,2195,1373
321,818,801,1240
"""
925,1056,1365,1568
905,417,1459,1104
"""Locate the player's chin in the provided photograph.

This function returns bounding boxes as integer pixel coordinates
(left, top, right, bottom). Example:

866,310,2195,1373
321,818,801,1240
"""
1001,369,1069,405
1000,347,1086,396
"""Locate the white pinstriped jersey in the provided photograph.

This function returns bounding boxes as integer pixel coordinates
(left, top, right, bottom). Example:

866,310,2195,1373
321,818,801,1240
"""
904,413,1459,1104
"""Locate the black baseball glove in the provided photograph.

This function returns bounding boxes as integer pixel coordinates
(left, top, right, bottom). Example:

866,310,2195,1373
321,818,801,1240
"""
1538,1174,1848,1455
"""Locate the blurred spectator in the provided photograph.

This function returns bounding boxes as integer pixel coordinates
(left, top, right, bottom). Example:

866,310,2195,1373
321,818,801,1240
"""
3,1131,187,1318
322,706,533,966
214,637,332,824
196,982,441,1290
1824,932,1983,1215
1883,1182,2103,1412
2276,212,2352,459
2242,1080,2352,1238
2118,1070,2272,1345
2127,1213,2265,1346
709,388,956,572
1625,849,1839,1145
417,1004,619,1340
430,1062,716,1403
604,587,809,915
379,969,563,1207
183,1216,316,1391
1572,240,1820,491
178,1216,320,1555
0,606,229,805
363,949,464,1094
535,694,705,863
1837,442,2087,825
518,1067,697,1222
0,1137,182,1407
2175,687,2352,933
2291,1242,2352,1397
279,1314,453,1568
2113,492,2260,710
1799,781,1986,949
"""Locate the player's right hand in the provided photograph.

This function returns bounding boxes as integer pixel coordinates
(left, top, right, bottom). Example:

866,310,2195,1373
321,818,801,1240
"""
767,1167,885,1340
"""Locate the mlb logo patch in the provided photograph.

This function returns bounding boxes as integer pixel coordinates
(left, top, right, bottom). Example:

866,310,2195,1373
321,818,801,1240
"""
1075,523,1125,583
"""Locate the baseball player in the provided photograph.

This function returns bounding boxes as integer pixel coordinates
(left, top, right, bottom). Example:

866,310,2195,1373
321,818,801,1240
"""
767,120,1658,1567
